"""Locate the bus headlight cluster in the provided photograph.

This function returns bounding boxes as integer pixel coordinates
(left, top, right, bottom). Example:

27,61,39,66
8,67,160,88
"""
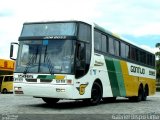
14,77,23,82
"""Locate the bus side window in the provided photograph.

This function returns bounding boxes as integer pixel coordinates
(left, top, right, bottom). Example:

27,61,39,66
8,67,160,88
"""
9,76,13,81
4,76,9,82
0,76,3,84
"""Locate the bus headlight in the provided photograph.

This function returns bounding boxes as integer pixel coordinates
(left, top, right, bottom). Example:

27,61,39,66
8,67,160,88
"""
14,78,23,82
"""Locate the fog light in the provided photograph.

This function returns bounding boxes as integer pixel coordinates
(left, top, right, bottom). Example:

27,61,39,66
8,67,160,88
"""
14,87,23,94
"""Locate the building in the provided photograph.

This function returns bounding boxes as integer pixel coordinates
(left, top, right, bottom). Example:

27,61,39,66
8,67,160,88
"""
0,59,15,75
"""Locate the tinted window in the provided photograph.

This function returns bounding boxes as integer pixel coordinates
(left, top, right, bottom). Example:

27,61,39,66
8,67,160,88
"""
140,51,146,64
86,44,91,65
121,42,130,59
149,54,153,66
21,23,77,36
102,35,107,52
115,40,120,56
136,49,140,62
109,37,114,54
126,44,130,59
78,23,91,42
4,76,13,82
148,54,155,67
152,55,155,66
94,31,101,51
147,54,150,65
120,42,126,58
130,47,136,60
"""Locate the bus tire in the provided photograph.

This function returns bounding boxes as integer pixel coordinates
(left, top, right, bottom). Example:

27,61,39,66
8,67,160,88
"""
129,86,143,102
42,98,59,105
102,97,116,103
2,89,7,94
84,82,102,105
142,86,148,101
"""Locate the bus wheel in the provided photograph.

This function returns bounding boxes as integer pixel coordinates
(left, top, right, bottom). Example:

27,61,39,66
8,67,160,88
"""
142,86,148,101
2,89,8,94
85,82,102,105
102,97,116,103
129,86,143,102
42,98,59,105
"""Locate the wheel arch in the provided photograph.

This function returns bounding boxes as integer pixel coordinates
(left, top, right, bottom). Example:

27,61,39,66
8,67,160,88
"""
93,79,103,94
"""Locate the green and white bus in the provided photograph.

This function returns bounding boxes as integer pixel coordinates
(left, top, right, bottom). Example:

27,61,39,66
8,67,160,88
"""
10,20,156,105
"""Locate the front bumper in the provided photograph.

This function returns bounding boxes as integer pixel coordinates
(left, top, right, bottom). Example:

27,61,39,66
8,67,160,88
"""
14,83,76,99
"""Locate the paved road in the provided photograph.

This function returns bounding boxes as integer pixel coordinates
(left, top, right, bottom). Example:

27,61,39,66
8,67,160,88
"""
0,93,160,120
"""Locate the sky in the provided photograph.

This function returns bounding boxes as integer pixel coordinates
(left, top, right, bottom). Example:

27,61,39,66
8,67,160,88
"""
0,0,160,59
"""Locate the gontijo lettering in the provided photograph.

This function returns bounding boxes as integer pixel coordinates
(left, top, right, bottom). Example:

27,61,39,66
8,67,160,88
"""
130,65,145,74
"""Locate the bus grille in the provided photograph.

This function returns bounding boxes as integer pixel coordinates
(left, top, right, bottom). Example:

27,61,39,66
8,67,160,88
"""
25,79,53,83
40,79,53,83
26,79,37,82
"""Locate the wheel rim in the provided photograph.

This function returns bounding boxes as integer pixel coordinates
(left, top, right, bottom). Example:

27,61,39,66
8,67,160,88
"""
91,84,102,104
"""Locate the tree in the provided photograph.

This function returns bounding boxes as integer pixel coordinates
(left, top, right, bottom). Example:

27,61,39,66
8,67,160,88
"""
155,43,160,79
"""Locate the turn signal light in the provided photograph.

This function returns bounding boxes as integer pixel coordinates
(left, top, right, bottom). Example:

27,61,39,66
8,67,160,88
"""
67,80,72,84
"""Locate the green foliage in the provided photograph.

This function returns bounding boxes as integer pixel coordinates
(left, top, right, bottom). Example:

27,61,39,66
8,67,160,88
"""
156,43,160,79
156,60,160,78
156,43,160,48
156,52,160,60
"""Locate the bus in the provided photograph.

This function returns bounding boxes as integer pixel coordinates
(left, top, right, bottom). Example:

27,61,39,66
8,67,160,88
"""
0,75,13,93
0,59,14,94
10,20,156,105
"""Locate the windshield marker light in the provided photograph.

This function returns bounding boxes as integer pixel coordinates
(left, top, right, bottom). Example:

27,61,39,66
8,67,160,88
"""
43,40,48,45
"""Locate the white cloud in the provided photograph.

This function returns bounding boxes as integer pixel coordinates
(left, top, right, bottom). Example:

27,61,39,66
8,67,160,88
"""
140,45,159,54
1,0,160,59
94,0,160,36
132,23,160,36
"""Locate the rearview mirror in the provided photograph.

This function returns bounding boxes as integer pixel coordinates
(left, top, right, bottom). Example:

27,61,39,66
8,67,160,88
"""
10,42,19,60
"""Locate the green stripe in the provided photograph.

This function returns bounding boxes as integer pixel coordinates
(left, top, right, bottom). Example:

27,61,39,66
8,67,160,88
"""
105,57,120,96
113,59,126,96
105,57,126,97
37,75,55,79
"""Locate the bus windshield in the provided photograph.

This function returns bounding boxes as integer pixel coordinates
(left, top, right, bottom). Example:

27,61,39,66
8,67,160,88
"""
16,40,75,74
21,22,76,37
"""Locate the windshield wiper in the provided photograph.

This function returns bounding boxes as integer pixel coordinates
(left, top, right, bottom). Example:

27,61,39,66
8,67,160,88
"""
23,47,39,74
23,54,37,74
45,55,54,75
